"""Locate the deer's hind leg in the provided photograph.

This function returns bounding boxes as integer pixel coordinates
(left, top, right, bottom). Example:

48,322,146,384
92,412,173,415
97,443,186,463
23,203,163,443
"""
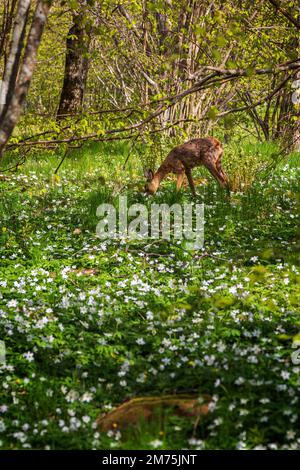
184,167,196,197
176,172,185,192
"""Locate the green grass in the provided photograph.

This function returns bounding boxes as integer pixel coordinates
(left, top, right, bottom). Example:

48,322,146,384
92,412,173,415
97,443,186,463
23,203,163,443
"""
0,140,299,450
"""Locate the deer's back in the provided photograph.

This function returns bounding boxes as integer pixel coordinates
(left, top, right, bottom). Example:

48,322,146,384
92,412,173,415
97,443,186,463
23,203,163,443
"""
167,137,222,169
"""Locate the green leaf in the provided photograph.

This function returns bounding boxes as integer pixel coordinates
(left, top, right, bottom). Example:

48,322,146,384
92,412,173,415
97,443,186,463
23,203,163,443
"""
216,35,227,47
207,106,219,120
69,0,79,10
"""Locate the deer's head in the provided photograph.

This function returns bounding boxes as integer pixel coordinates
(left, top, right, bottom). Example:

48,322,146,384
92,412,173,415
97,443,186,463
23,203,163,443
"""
144,169,159,195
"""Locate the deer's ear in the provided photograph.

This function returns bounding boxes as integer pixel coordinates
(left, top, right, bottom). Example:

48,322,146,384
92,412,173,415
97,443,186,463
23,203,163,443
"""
144,168,154,181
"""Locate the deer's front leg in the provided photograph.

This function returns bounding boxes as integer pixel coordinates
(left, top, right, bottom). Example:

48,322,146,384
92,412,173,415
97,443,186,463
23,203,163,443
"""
185,168,196,197
204,161,227,188
215,156,229,188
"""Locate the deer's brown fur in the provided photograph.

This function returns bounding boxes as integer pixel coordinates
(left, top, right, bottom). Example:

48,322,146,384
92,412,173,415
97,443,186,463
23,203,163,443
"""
145,137,229,196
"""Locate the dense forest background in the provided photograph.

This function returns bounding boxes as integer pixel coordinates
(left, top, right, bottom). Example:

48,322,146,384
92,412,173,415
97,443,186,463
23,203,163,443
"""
0,0,299,161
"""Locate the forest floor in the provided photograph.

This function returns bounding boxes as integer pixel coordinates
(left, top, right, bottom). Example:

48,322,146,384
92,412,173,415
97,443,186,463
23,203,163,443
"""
0,140,299,449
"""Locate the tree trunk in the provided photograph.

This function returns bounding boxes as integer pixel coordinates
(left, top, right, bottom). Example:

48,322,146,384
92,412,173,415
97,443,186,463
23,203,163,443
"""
293,75,300,151
293,9,300,151
0,0,18,67
0,0,31,118
0,0,52,158
56,6,91,119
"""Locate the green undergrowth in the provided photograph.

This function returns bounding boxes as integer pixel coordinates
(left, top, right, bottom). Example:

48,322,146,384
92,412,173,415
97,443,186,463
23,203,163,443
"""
0,140,299,449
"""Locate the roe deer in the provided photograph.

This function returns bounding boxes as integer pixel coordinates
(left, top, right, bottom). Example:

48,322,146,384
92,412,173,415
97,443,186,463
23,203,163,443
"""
144,137,229,196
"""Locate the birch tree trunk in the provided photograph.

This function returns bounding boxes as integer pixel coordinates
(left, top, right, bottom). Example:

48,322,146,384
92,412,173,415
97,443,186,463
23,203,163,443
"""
0,0,30,118
293,8,300,151
293,72,300,151
0,0,52,158
0,0,18,68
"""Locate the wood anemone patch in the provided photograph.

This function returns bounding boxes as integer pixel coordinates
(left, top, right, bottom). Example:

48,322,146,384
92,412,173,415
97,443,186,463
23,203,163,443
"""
97,394,211,431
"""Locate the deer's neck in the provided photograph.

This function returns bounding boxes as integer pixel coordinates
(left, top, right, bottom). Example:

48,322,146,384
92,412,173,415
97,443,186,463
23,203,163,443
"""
156,164,170,182
151,165,170,190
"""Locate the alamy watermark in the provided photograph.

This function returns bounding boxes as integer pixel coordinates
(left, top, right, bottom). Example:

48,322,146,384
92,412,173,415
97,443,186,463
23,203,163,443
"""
0,80,6,107
96,196,204,249
291,341,300,365
0,340,5,365
292,79,300,105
